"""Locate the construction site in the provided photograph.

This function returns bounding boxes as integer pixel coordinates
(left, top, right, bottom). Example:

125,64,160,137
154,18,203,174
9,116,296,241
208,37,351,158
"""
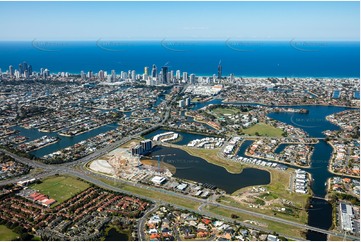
87,138,217,199
88,139,173,182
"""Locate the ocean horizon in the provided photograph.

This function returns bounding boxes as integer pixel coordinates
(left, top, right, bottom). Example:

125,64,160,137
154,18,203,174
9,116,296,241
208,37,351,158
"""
0,40,359,78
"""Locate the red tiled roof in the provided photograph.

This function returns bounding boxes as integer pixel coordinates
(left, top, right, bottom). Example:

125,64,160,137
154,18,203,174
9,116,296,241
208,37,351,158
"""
29,192,41,198
43,199,56,205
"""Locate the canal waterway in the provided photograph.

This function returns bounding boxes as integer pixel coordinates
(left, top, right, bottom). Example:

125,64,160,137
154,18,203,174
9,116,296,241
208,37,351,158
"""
14,123,119,158
273,143,288,154
149,145,271,194
267,105,352,138
266,106,355,240
13,88,171,158
147,102,355,240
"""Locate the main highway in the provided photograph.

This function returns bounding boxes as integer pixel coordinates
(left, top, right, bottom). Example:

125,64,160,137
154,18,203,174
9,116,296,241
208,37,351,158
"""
0,87,359,241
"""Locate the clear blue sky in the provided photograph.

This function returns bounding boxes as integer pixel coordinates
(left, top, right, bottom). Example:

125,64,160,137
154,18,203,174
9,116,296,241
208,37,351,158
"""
0,1,359,41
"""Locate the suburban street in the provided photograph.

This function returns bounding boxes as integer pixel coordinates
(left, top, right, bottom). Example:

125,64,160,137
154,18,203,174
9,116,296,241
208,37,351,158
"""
137,204,159,241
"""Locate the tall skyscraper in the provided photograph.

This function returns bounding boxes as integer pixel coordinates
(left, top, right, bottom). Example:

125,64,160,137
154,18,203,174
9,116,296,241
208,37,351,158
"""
182,72,188,82
176,70,181,80
111,70,116,82
185,97,191,107
24,70,29,78
229,73,234,82
212,74,217,82
170,70,174,79
43,69,50,78
190,73,196,84
144,66,149,76
18,63,23,74
131,70,136,81
151,64,157,78
140,139,152,152
87,70,93,78
15,70,20,79
22,62,28,74
80,70,85,80
121,71,127,80
28,65,32,76
218,61,222,79
98,70,105,80
161,66,168,84
9,65,14,76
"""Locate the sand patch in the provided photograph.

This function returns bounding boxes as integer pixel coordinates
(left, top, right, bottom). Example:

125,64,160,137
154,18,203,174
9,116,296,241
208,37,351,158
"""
89,159,115,175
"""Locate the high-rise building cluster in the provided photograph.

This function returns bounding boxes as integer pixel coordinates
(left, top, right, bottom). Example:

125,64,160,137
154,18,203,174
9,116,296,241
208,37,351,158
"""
8,61,33,78
5,62,55,79
78,62,225,85
3,61,226,84
178,97,191,108
131,139,153,156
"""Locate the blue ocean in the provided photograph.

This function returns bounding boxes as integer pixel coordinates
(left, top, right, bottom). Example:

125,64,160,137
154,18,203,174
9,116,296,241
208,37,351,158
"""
0,40,359,77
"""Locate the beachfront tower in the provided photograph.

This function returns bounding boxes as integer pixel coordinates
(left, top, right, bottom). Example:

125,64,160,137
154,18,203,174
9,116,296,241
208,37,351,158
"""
151,64,157,78
218,61,222,79
182,72,188,82
9,65,14,76
144,66,149,76
190,73,195,84
161,66,168,84
111,70,116,82
176,70,181,80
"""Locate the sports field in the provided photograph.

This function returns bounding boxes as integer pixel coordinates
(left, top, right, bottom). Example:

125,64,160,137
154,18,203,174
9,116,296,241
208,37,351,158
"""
29,175,90,207
243,123,284,137
211,107,240,116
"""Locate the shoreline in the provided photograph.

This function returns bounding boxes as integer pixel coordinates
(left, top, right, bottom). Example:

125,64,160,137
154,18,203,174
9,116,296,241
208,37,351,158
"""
223,100,359,109
58,122,117,137
244,150,311,169
160,126,220,137
184,112,221,130
26,139,59,152
326,140,360,179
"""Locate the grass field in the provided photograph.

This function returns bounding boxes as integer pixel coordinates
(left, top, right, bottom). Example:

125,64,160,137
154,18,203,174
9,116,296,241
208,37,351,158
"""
30,175,90,207
219,195,307,224
328,234,344,241
211,107,240,116
230,168,309,224
264,169,310,213
119,138,142,148
179,146,244,174
242,123,284,137
0,225,18,241
191,97,202,102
